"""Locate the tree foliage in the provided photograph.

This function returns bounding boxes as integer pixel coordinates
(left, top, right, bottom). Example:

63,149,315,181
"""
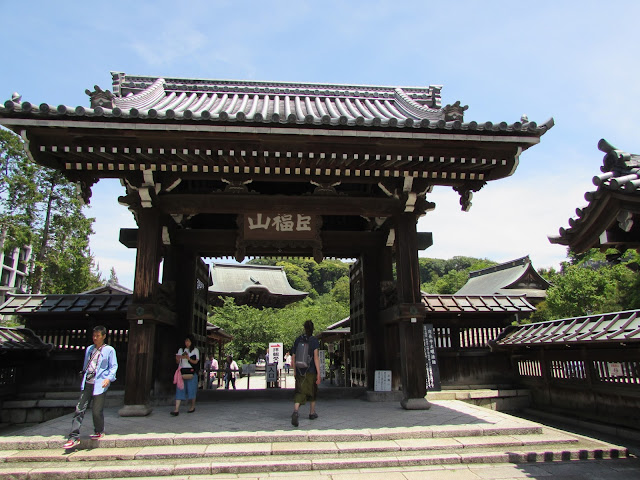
419,256,497,294
0,128,102,294
210,295,348,364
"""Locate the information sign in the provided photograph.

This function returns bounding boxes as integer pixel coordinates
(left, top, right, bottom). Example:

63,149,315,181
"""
423,324,442,391
374,370,392,392
269,342,283,371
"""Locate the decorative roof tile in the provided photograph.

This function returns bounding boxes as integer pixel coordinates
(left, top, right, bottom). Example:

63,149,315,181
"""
0,72,554,135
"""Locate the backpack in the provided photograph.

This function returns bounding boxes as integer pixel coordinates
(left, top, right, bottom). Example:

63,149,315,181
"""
295,335,312,369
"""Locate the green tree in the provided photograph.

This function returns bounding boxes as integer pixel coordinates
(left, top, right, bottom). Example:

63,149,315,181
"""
0,129,102,293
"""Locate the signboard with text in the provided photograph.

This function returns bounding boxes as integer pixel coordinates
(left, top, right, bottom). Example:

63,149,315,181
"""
374,370,392,392
423,324,442,391
269,342,283,371
244,213,318,240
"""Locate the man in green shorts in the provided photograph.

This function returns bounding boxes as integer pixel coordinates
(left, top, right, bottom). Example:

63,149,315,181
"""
290,320,321,427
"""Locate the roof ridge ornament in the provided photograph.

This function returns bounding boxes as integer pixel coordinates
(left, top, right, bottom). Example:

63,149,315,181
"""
598,138,640,173
442,101,469,122
85,85,115,109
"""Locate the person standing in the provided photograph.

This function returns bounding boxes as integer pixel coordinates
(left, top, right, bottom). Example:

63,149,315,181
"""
284,352,292,374
224,355,239,389
204,354,213,389
171,335,199,416
63,326,118,449
290,320,320,427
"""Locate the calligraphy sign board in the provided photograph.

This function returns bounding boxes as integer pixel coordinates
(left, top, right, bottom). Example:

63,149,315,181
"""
244,213,318,240
423,323,442,391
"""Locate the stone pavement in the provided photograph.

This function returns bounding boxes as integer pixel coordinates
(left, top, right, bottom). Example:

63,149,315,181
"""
1,397,639,479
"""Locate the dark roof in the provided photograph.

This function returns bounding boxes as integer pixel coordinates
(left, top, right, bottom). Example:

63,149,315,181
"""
493,309,640,347
0,326,53,352
206,322,233,342
421,293,535,314
550,139,640,252
1,71,554,136
209,263,307,298
455,256,550,301
0,294,131,315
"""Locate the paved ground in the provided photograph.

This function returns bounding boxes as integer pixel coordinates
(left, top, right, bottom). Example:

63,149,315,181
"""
2,395,639,479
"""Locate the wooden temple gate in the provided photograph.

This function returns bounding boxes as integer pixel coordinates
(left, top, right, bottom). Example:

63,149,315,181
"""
0,72,552,414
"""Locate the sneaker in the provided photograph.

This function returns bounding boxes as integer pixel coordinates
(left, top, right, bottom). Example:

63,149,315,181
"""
90,432,105,440
291,411,299,427
63,438,80,449
309,412,318,420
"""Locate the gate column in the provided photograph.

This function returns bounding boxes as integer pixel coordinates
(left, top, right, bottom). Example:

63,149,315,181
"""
119,207,162,417
395,213,430,410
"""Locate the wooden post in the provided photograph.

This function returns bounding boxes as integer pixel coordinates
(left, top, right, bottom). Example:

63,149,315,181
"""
120,208,161,417
395,213,430,410
362,251,384,389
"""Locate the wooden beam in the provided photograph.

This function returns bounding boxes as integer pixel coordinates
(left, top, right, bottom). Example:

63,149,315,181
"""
155,194,403,216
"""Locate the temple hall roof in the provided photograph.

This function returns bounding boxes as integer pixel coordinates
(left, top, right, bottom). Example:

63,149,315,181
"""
550,139,640,253
1,71,554,135
455,256,550,303
209,263,308,308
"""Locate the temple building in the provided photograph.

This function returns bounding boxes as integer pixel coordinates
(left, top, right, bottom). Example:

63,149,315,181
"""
209,263,307,308
0,72,552,413
455,256,550,306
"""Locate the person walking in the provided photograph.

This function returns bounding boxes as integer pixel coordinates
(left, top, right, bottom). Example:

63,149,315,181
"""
290,320,320,427
171,335,199,416
63,325,118,449
224,355,239,389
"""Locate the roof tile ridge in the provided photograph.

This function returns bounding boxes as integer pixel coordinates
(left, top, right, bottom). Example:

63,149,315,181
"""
113,78,166,109
468,256,530,278
393,88,443,121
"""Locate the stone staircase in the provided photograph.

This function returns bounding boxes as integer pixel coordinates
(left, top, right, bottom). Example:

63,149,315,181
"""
0,391,124,426
0,417,630,479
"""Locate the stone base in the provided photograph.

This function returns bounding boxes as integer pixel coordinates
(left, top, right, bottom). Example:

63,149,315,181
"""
400,397,432,410
365,390,404,402
118,404,153,417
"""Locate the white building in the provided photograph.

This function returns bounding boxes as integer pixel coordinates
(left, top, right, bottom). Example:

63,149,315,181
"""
0,246,31,317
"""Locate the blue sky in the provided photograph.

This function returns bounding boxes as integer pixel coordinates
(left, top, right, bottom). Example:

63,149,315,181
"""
2,1,639,288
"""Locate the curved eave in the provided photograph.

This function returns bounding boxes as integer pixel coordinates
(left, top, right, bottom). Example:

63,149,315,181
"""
0,102,554,139
550,190,640,253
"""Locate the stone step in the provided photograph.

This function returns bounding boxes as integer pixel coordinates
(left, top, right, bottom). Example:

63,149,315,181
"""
0,422,545,451
0,443,628,479
0,428,583,462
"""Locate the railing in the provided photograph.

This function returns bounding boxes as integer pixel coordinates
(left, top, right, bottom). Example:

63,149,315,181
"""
433,324,515,387
514,346,640,429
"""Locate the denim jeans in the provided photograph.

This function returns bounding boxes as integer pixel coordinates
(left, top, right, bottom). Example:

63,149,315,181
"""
68,385,106,439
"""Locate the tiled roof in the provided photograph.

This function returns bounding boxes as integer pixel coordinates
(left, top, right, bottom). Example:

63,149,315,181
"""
0,71,554,134
0,294,131,315
549,139,640,252
455,256,550,299
493,309,640,347
421,293,535,314
0,326,53,352
209,263,307,297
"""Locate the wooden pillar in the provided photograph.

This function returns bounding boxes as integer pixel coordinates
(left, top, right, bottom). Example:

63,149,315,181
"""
395,213,430,410
120,208,162,417
362,251,384,389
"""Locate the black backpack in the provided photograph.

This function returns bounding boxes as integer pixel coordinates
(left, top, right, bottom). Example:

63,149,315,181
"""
295,335,312,369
